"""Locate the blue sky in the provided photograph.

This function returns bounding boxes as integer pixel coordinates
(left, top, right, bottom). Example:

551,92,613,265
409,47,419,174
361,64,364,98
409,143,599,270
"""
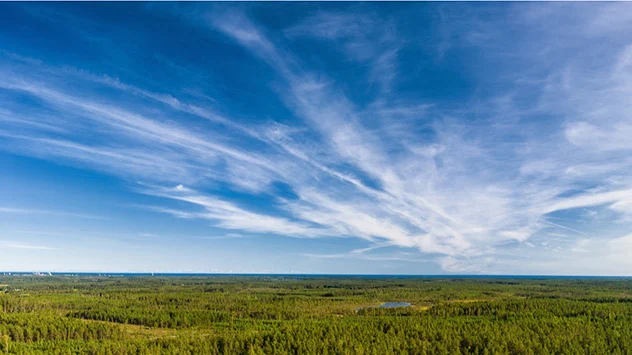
1,3,632,274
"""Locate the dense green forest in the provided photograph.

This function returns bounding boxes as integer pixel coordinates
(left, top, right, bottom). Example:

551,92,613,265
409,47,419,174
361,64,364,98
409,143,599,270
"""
0,275,631,354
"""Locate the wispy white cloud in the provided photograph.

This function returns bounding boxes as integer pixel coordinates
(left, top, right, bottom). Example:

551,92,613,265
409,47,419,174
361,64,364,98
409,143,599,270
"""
205,4,632,272
0,240,57,250
285,11,402,92
194,233,246,240
141,185,338,239
0,207,106,220
540,189,632,215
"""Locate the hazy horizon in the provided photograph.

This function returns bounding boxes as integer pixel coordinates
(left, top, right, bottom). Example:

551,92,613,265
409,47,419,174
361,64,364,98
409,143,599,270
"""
3,271,631,278
2,3,632,275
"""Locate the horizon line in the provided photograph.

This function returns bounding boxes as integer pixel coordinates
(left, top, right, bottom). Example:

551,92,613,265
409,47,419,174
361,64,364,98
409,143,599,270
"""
1,271,631,278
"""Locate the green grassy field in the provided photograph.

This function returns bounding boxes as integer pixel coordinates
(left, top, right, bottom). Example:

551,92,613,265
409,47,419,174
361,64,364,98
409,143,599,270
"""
0,276,631,354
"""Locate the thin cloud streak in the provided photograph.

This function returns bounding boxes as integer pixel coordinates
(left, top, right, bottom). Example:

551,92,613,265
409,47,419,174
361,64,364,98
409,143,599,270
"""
0,240,58,250
0,207,107,220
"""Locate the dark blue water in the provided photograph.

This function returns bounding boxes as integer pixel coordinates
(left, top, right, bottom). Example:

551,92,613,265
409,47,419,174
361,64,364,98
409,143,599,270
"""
379,302,411,308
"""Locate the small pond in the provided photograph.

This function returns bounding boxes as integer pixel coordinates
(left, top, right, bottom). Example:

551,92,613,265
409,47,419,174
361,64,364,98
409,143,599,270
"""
379,302,411,308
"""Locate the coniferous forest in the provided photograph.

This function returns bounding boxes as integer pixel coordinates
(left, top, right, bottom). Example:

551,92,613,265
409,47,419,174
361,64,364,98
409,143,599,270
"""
0,275,631,354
